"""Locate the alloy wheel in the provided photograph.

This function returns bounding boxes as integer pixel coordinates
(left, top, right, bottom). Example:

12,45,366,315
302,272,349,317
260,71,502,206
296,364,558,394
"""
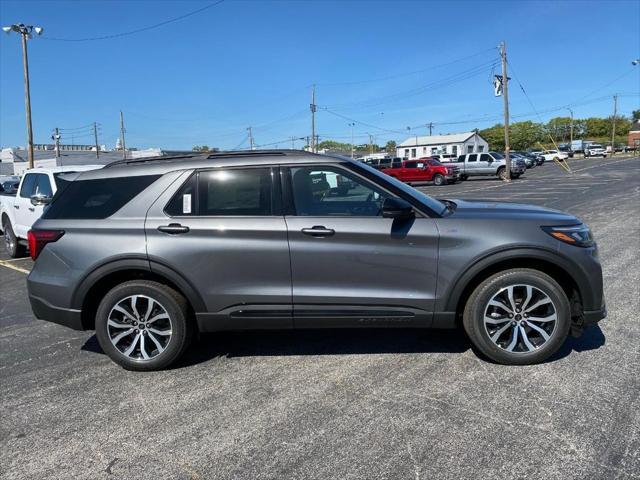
107,295,172,361
483,284,557,353
4,229,14,253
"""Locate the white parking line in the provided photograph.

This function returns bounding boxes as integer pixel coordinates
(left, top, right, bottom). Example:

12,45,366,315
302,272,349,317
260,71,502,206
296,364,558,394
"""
0,260,30,274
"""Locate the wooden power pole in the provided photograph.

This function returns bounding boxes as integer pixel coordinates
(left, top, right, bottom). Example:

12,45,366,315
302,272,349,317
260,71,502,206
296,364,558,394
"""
500,41,511,181
611,94,617,157
119,110,127,160
93,122,100,159
310,85,317,153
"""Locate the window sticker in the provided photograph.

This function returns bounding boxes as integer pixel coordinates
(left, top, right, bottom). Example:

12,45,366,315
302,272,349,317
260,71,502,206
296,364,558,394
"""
183,194,192,214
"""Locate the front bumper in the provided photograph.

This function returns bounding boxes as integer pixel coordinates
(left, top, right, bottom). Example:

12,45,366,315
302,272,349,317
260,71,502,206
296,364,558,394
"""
29,294,84,330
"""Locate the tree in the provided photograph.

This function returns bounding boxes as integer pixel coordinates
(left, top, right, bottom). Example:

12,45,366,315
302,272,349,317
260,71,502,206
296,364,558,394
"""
385,140,397,155
632,110,640,121
317,140,352,151
511,121,545,150
192,145,210,152
479,124,505,151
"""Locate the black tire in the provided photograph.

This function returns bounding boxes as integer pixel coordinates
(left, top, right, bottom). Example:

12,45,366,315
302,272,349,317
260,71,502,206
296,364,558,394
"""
463,269,571,365
460,174,468,181
512,173,521,179
2,219,26,258
497,167,507,180
433,174,445,186
95,280,194,371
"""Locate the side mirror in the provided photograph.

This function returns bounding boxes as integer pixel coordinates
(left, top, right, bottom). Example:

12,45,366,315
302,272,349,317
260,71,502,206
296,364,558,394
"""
382,197,414,220
30,194,52,206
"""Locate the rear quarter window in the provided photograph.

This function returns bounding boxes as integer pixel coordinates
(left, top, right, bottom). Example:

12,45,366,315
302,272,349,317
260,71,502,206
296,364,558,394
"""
42,175,160,219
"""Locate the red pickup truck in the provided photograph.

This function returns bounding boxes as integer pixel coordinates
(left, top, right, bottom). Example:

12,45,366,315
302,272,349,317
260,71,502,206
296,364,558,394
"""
381,157,460,185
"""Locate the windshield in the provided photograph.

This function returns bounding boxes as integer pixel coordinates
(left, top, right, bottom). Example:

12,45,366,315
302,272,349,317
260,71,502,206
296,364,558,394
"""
491,152,504,159
427,159,443,166
350,161,447,216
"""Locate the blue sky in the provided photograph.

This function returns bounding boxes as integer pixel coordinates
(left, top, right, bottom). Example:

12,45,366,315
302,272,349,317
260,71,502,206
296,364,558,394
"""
1,0,639,151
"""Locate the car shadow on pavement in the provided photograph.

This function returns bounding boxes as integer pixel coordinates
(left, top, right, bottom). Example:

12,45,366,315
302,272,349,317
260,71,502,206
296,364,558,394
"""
80,324,605,368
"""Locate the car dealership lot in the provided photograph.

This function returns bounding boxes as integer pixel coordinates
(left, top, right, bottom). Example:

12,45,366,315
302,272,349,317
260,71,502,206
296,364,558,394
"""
1,156,639,480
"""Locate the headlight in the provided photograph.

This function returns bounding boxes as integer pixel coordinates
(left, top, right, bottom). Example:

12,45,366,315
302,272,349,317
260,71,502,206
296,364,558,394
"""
542,224,594,247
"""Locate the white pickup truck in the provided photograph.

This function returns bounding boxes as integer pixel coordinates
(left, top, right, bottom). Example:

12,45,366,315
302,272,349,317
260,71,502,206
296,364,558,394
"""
0,166,101,257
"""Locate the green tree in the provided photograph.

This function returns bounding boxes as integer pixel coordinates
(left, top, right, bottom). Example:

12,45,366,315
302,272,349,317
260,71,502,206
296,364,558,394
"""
192,145,210,152
317,140,352,151
479,124,505,151
385,140,397,155
632,110,640,121
511,121,545,150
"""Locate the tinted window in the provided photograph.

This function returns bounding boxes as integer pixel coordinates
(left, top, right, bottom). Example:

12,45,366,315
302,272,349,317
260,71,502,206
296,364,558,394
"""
19,174,38,198
290,166,390,217
42,175,160,219
468,154,478,162
479,154,491,162
198,168,272,216
34,174,53,197
392,160,402,168
405,161,417,168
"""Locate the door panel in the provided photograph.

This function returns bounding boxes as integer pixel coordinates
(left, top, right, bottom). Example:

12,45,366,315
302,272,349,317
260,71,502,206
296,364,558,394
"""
145,169,292,328
284,165,439,327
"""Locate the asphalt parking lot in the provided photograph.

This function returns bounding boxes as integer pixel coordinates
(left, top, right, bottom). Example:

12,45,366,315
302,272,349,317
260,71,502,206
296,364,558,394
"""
1,156,639,480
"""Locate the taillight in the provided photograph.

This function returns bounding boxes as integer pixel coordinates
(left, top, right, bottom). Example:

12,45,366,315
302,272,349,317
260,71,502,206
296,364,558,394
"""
27,229,64,260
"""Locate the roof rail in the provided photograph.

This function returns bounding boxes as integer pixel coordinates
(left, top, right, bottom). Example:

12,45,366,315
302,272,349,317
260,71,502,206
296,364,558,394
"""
104,149,315,168
104,153,203,168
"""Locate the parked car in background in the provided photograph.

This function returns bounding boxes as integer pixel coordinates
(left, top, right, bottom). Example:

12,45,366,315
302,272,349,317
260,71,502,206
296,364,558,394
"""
0,175,21,195
538,150,569,162
26,150,606,370
517,151,543,167
434,153,459,163
382,157,460,185
584,144,607,158
510,152,536,169
558,145,574,158
362,157,399,170
455,152,526,180
0,166,102,257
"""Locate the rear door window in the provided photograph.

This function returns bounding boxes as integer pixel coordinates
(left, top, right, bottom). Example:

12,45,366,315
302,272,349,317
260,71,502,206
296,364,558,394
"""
468,154,478,162
35,174,53,197
198,168,273,216
42,175,160,219
404,161,417,169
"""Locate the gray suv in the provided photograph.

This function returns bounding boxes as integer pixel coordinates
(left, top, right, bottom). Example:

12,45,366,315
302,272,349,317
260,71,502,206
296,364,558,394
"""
27,151,606,370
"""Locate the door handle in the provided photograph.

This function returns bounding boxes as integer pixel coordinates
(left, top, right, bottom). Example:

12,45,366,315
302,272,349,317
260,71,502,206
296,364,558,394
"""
301,226,335,237
28,207,35,212
158,223,190,235
14,205,19,209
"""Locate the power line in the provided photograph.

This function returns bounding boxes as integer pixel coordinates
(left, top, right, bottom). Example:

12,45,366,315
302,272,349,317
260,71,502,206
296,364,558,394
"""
316,47,497,87
43,0,225,42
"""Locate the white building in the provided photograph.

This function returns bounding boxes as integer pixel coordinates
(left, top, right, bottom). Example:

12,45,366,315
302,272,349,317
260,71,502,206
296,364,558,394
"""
397,131,489,159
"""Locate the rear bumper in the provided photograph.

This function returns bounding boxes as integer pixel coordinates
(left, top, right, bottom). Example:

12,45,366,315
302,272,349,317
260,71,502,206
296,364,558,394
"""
29,294,84,330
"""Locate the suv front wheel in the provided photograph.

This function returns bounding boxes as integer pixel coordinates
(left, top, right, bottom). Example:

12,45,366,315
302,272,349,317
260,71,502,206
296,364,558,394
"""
463,269,571,365
95,280,193,371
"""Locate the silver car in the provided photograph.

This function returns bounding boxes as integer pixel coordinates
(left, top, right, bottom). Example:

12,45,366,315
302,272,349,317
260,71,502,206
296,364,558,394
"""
26,150,605,370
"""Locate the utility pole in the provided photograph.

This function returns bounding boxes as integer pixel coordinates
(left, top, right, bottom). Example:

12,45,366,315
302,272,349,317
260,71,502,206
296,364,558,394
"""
52,127,60,161
567,108,574,146
310,84,317,153
290,136,295,149
428,122,433,136
500,41,511,181
369,134,374,155
349,122,355,159
93,122,100,159
3,24,44,169
611,94,617,157
119,110,127,160
247,127,254,150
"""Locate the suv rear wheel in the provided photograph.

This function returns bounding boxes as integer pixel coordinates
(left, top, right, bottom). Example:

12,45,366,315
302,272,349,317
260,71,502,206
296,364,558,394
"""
95,280,193,371
463,269,571,365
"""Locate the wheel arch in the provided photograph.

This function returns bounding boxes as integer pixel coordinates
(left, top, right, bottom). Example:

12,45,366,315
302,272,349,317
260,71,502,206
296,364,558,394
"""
444,248,586,320
73,258,206,330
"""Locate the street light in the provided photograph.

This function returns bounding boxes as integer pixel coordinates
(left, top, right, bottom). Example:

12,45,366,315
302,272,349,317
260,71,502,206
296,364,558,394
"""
2,23,44,169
